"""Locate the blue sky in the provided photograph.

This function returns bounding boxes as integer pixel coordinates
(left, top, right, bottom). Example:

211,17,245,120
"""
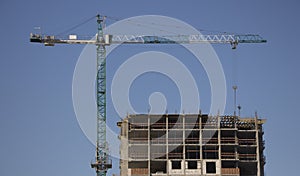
1,0,299,176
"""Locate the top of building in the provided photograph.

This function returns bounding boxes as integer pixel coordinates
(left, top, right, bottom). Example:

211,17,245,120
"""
118,113,266,130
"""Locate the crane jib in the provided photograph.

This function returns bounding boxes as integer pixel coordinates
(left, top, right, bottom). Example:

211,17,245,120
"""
30,33,267,46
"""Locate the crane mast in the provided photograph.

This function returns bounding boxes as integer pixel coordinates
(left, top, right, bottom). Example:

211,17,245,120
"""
90,15,112,176
29,15,266,176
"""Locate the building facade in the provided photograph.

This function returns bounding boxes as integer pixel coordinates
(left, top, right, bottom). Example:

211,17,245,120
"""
118,114,266,176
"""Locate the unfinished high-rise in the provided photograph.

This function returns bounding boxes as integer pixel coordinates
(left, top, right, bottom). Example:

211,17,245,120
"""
118,113,266,176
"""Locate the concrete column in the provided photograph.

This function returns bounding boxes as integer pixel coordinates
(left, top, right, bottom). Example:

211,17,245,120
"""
218,115,222,176
255,113,261,176
148,114,151,175
166,114,169,175
235,129,238,161
199,113,203,175
183,114,186,175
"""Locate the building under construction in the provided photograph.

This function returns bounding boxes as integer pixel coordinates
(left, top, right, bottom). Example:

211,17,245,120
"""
118,113,266,176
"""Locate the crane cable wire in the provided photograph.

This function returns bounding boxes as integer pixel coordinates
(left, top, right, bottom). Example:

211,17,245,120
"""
106,15,181,35
53,14,242,39
55,15,97,37
106,15,239,36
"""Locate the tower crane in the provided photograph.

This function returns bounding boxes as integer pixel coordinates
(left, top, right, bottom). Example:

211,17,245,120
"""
30,14,266,176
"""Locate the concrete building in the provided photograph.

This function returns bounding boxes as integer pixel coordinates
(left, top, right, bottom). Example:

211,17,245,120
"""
118,113,266,176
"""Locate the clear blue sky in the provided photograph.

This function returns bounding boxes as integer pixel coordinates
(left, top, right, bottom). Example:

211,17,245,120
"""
0,0,299,176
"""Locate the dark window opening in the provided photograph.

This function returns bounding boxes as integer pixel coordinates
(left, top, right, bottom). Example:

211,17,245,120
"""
172,161,181,169
206,162,216,173
187,161,197,169
150,161,166,174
